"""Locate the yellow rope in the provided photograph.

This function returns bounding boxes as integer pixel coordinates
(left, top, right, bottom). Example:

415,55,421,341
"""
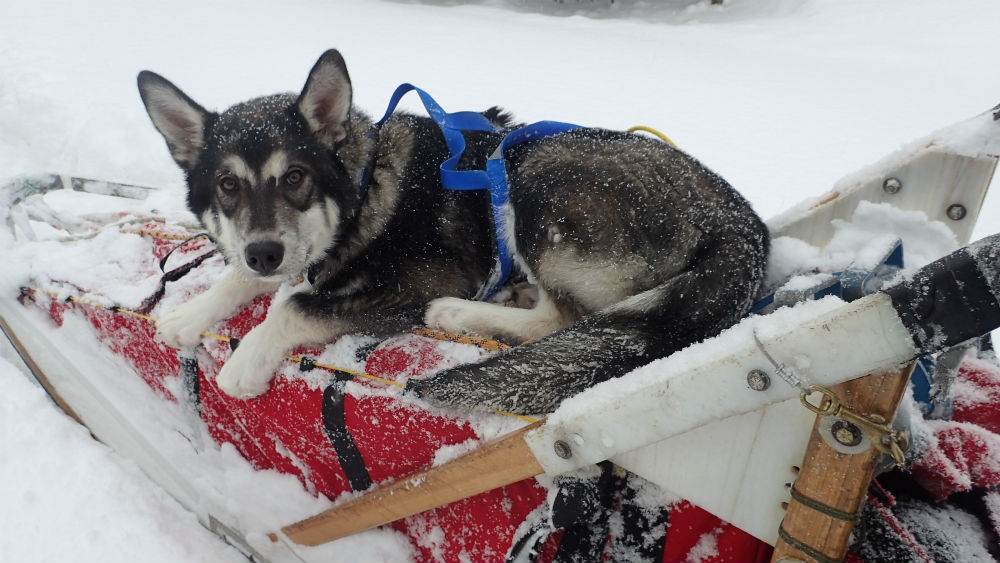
120,226,197,241
114,307,156,322
412,326,511,352
117,217,204,241
25,286,539,423
285,355,404,388
627,125,677,147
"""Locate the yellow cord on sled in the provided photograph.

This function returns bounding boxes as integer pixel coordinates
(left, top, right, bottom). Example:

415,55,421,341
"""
412,326,511,352
285,355,405,388
627,125,677,147
120,227,197,242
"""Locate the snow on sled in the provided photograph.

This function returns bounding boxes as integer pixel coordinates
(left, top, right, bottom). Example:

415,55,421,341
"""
3,104,1000,563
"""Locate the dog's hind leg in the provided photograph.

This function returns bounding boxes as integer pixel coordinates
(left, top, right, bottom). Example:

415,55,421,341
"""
408,232,768,415
424,289,579,343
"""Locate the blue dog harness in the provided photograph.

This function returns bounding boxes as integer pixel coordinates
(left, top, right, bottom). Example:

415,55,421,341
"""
371,84,583,300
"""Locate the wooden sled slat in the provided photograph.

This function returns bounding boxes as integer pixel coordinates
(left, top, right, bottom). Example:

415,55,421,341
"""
770,364,913,563
280,420,545,546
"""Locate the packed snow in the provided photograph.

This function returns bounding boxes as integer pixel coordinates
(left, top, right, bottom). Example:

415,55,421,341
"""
3,0,1000,561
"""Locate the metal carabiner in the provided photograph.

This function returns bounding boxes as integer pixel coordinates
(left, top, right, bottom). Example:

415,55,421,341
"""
799,384,840,416
799,384,909,467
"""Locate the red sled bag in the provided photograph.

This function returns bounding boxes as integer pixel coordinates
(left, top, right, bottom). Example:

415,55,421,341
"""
22,220,772,562
184,298,772,563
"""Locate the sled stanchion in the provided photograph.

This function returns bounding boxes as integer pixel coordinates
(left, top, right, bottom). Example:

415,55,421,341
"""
279,419,546,546
771,364,913,563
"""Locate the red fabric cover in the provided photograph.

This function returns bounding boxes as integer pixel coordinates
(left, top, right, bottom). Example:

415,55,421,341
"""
660,501,773,563
909,420,1000,502
909,358,1000,501
40,286,776,562
952,357,1000,434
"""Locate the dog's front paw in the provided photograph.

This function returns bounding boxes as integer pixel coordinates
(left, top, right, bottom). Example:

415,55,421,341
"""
425,297,481,334
215,344,280,398
157,300,217,347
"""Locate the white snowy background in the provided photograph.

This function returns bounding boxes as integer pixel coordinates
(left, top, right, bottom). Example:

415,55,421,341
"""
2,0,1000,561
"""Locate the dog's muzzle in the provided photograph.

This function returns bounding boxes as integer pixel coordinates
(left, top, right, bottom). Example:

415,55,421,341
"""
244,241,284,275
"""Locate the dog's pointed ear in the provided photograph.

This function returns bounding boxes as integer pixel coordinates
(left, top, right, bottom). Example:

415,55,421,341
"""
297,50,353,147
137,71,210,169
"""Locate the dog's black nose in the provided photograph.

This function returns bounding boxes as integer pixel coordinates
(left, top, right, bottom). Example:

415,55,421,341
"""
244,241,284,275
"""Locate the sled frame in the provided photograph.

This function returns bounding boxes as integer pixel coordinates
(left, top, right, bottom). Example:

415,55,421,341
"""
276,106,1000,554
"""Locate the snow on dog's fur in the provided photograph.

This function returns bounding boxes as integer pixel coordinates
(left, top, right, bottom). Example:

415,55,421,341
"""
138,49,769,414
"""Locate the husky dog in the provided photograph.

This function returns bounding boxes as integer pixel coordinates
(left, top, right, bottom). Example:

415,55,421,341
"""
138,49,768,415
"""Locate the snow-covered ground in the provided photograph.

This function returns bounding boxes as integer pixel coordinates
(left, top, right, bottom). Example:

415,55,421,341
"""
2,0,1000,560
0,352,249,562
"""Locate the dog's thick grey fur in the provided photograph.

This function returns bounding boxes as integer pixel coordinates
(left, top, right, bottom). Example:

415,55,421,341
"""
138,49,768,415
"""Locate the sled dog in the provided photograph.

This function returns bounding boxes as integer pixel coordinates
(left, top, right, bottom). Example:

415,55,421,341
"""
138,49,769,414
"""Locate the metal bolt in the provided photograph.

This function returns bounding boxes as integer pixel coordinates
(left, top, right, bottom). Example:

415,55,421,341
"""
882,177,902,194
831,419,863,447
946,204,967,221
747,369,771,391
553,440,573,459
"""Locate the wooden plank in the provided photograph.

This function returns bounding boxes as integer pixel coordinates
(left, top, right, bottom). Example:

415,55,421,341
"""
770,364,913,563
280,419,545,546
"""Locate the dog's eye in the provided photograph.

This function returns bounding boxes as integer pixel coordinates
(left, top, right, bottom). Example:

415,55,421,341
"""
284,168,306,187
218,175,239,193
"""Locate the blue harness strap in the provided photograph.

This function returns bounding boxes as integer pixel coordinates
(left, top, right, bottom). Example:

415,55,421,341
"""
479,121,582,299
375,84,583,299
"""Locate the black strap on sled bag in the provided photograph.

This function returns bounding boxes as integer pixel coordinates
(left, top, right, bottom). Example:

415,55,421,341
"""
322,380,373,492
136,233,217,314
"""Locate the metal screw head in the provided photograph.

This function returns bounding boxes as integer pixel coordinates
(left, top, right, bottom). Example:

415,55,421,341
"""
553,440,573,459
831,419,864,447
747,369,771,391
946,204,967,221
882,177,902,194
